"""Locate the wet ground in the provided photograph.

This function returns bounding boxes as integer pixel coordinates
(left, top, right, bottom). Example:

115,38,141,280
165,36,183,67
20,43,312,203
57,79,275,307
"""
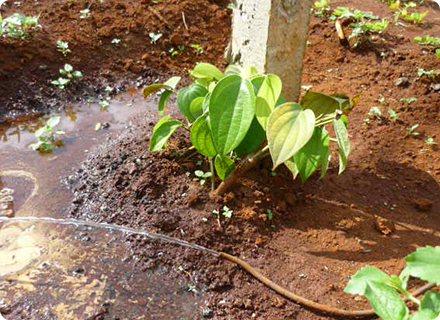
0,94,204,319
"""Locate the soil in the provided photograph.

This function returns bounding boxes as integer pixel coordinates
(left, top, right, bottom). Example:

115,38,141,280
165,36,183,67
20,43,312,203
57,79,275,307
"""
2,0,440,319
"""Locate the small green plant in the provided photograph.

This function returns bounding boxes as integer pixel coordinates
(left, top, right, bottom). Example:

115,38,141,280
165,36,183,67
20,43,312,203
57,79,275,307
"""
406,124,420,136
436,50,440,59
1,13,40,39
425,137,436,145
388,109,399,121
194,170,212,186
190,44,204,55
312,0,331,17
149,32,162,44
392,1,428,24
29,116,65,152
413,35,440,46
345,245,440,320
266,209,273,220
143,63,353,195
51,64,83,90
401,97,417,105
111,38,121,44
99,100,109,109
56,40,71,56
368,106,382,117
79,9,91,19
213,206,233,218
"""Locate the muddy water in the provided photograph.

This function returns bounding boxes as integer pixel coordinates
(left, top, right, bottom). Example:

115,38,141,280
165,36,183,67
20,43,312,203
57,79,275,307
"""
0,93,203,319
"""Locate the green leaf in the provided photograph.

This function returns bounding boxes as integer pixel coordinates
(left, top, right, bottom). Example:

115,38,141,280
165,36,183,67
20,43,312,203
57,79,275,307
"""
143,83,171,99
190,63,224,81
158,89,173,116
406,246,440,285
344,266,391,295
333,118,350,174
399,266,410,290
164,76,181,89
47,116,60,128
190,114,217,158
224,64,243,77
301,92,348,118
177,84,209,122
409,309,438,320
35,126,49,137
255,74,282,129
284,159,299,179
214,154,235,180
189,97,205,120
209,75,255,155
64,64,73,72
267,103,315,170
149,116,183,151
364,281,408,320
293,127,329,183
421,291,440,315
234,117,266,156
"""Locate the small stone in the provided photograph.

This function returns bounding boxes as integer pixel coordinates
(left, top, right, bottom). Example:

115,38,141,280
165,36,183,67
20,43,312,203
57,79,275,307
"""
374,216,395,235
412,198,433,212
394,77,409,87
201,308,212,318
430,84,440,92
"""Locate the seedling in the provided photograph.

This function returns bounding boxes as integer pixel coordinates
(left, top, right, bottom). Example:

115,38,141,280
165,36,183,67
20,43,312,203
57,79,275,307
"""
99,100,109,109
144,63,353,195
149,32,162,44
56,41,71,56
345,245,440,320
425,137,436,145
392,1,428,24
436,50,440,59
213,206,233,218
406,124,420,136
1,13,40,39
79,9,91,19
111,38,121,44
401,97,417,104
367,107,382,119
194,170,212,186
312,0,331,17
227,2,234,9
388,109,399,122
186,284,197,293
266,209,273,220
29,116,65,153
190,44,204,55
51,64,83,90
413,35,440,46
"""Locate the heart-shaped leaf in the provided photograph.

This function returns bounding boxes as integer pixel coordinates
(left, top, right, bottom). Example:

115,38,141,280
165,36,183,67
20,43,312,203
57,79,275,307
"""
190,114,217,158
209,75,255,155
214,155,235,180
177,84,209,122
190,63,224,81
267,103,315,170
149,116,182,151
255,74,282,129
406,246,440,285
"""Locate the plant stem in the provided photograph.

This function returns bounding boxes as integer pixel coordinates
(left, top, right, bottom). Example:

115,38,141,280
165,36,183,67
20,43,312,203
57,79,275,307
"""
212,146,270,197
209,158,215,191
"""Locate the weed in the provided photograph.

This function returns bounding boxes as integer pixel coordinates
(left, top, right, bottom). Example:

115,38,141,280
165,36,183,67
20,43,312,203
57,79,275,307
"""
406,124,420,136
79,9,91,19
144,63,352,195
401,97,417,104
99,100,109,109
194,170,212,186
368,106,382,118
213,206,233,218
312,0,331,17
388,109,399,121
425,137,436,145
111,38,121,44
266,209,273,220
1,13,40,39
392,1,428,24
149,32,162,44
413,35,440,46
56,41,71,56
190,44,204,55
345,245,440,320
29,116,65,153
51,64,83,90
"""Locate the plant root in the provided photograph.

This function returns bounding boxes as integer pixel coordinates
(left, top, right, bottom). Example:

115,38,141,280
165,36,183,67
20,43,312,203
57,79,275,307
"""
219,252,436,318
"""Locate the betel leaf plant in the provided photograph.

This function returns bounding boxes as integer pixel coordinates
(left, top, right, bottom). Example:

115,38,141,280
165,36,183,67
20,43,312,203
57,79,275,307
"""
143,62,355,196
345,245,440,320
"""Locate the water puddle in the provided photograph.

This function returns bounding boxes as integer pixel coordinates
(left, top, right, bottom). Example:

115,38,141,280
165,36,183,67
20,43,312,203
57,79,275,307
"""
0,92,204,319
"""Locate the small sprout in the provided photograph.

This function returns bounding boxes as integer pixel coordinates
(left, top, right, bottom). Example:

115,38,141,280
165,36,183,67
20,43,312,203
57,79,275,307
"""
111,38,121,44
194,170,212,185
99,100,109,109
190,44,204,55
212,206,233,218
266,209,273,221
378,97,385,104
80,9,91,19
186,284,197,293
196,160,203,166
29,116,65,153
51,64,82,90
227,2,234,9
301,85,312,92
56,40,71,56
149,32,162,44
185,172,191,177
406,124,420,136
400,97,417,104
388,109,398,122
270,171,277,177
425,137,436,145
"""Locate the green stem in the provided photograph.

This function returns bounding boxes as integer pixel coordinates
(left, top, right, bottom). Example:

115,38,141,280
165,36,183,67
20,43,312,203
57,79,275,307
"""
209,158,215,191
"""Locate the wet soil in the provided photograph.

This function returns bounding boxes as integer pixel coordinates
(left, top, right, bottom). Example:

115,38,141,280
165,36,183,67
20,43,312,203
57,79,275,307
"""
2,0,440,319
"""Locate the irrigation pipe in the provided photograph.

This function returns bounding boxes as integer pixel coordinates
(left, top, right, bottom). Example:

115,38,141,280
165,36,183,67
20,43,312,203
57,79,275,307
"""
0,216,436,318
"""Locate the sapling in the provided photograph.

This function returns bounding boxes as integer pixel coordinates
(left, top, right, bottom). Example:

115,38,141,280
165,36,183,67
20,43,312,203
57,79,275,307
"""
51,64,83,89
56,41,71,56
345,245,440,320
143,63,354,196
29,116,65,153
